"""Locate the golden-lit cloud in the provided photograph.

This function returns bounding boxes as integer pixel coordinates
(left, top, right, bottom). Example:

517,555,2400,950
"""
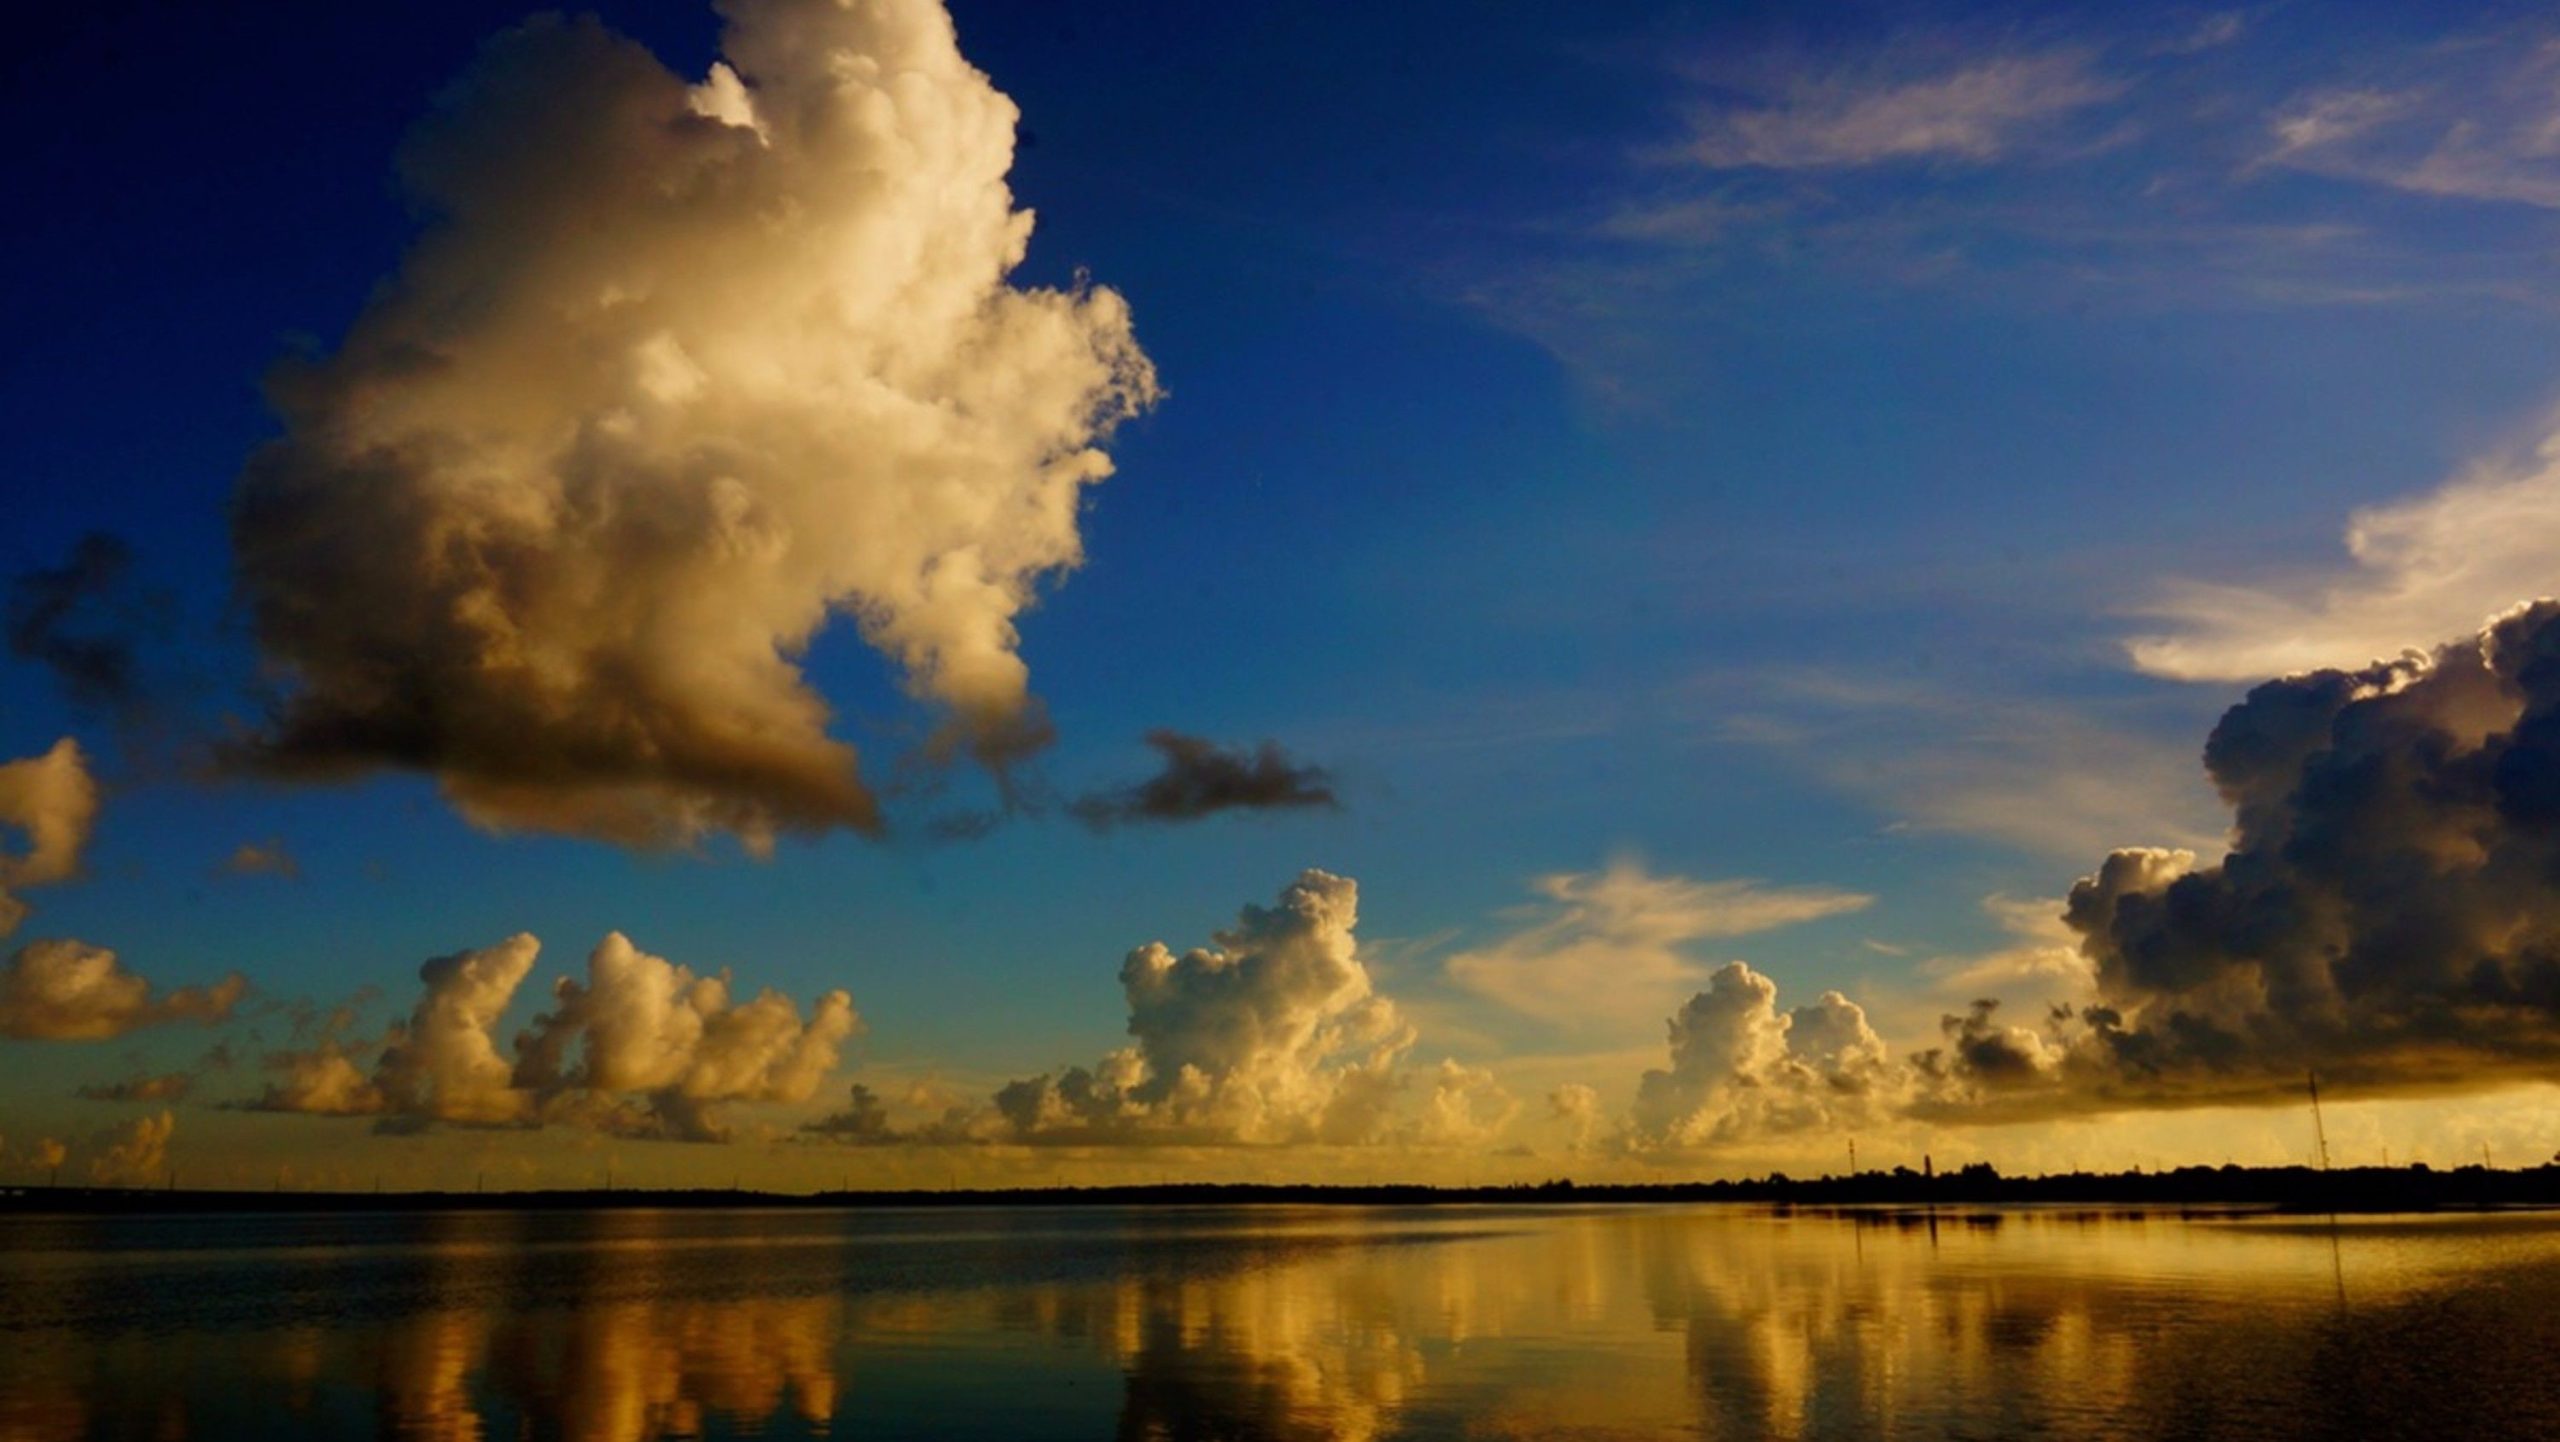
983,871,1418,1145
1620,602,2560,1148
86,1108,173,1185
0,737,97,937
248,931,857,1141
792,872,1516,1152
0,940,246,1042
2131,424,2560,682
1445,860,1871,1033
1625,962,1895,1150
516,932,860,1141
229,0,1157,852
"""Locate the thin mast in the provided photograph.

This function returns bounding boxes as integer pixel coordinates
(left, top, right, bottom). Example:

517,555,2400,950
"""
2307,1070,2332,1172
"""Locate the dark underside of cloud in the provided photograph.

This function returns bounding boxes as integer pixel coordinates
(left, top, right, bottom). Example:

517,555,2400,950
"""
1953,599,2560,1115
1071,731,1338,829
224,0,1156,855
1626,600,2560,1148
6,532,164,719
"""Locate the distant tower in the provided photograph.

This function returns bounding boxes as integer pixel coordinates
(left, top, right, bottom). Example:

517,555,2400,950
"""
2307,1071,2332,1172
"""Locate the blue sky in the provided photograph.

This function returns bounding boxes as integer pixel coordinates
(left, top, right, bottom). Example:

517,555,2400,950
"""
9,0,2560,1185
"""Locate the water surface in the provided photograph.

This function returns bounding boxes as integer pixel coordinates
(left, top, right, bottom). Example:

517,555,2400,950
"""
3,1203,2555,1439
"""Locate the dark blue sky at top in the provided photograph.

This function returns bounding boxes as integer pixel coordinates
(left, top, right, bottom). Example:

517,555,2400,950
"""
6,0,2560,1089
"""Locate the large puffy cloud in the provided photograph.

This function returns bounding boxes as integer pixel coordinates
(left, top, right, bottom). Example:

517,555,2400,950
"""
249,932,857,1140
986,871,1430,1146
2037,600,2560,1106
1445,860,1872,1033
379,935,545,1129
1619,602,2560,1142
516,932,860,1140
0,737,98,937
1626,962,1896,1149
0,940,246,1041
229,0,1157,852
2130,426,2560,682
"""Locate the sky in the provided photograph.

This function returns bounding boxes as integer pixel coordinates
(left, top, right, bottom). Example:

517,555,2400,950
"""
8,0,2560,1189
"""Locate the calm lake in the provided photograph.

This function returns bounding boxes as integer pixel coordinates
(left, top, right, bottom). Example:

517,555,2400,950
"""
2,1203,2556,1439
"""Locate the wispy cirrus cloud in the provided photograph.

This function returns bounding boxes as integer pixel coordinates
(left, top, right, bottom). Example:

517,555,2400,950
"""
1709,671,2227,862
1445,859,1871,1033
1680,49,2124,171
1468,12,2560,419
2129,420,2560,681
2256,38,2560,208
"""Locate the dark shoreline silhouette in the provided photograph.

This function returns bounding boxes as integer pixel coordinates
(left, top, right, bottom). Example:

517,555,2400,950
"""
7,1161,2558,1216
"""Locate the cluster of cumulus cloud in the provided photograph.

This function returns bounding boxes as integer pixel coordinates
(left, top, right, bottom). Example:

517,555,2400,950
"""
805,870,1512,1149
248,932,856,1142
1608,600,2560,1149
0,739,245,1042
229,0,1159,852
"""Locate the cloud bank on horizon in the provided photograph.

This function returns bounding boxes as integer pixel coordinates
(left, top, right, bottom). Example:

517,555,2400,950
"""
1615,601,2560,1148
804,870,1508,1150
247,931,857,1143
230,0,1158,853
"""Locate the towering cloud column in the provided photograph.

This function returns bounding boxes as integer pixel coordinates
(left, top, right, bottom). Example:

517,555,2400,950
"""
232,0,1157,851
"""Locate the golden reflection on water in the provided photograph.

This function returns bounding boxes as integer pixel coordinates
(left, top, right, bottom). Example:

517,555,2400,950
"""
5,1205,2560,1440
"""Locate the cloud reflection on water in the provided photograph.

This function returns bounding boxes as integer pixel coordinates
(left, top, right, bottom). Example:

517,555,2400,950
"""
3,1207,2559,1440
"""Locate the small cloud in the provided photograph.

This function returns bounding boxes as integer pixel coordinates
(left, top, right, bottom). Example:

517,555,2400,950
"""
0,738,99,938
5,532,165,720
800,1082,901,1145
74,1071,194,1103
87,1110,174,1186
222,839,300,881
1919,896,2095,998
2160,11,2246,56
1070,731,1338,829
2262,88,2414,166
